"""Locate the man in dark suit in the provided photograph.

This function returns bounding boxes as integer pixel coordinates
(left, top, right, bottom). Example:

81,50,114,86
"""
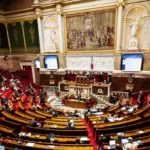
138,91,144,108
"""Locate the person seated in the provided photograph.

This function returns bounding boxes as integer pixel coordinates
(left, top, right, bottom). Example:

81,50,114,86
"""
73,110,79,117
1,84,8,92
67,119,74,129
10,75,17,87
147,93,150,105
18,131,26,137
100,134,110,142
52,110,58,117
48,133,55,143
108,114,116,122
0,74,7,86
30,118,37,127
13,91,21,101
126,106,135,114
32,100,42,110
7,99,13,111
1,98,11,111
28,87,35,96
13,85,22,94
122,137,138,150
116,114,124,121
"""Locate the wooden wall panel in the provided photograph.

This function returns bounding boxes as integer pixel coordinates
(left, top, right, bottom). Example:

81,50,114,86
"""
111,76,150,92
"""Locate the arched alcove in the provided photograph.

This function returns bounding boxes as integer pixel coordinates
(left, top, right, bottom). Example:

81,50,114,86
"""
122,4,150,50
125,5,149,19
43,16,59,52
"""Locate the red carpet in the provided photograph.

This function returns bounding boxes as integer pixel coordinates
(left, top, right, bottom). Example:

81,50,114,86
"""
83,119,97,150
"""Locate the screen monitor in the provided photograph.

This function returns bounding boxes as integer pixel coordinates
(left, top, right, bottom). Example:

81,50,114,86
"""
121,54,143,72
44,55,59,70
35,59,40,69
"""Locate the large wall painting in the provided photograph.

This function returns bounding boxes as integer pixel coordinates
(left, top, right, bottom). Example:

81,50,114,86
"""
0,23,9,55
8,22,25,54
24,20,40,53
66,9,116,51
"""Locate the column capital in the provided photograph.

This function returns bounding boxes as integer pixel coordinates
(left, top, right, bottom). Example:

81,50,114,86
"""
20,21,24,25
56,3,63,15
4,23,8,27
35,7,42,18
117,0,125,7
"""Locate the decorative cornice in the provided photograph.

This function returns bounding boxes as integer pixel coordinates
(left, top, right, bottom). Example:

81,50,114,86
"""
35,0,99,7
117,0,126,7
56,3,63,15
4,8,34,16
62,0,96,5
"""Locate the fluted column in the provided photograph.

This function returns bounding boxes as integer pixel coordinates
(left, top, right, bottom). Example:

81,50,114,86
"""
35,5,44,53
21,22,27,53
56,4,64,53
116,1,124,50
4,23,12,54
37,15,44,53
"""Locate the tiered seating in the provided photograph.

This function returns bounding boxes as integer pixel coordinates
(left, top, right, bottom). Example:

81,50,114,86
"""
2,137,93,150
0,69,150,150
87,102,150,149
0,109,91,149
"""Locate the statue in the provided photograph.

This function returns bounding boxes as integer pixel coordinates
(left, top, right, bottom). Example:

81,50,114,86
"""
128,21,139,50
49,29,59,52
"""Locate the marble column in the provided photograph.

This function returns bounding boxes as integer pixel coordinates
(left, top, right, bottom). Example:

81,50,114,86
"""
34,0,44,53
37,16,44,53
56,4,64,53
116,2,124,50
4,23,12,54
21,22,27,53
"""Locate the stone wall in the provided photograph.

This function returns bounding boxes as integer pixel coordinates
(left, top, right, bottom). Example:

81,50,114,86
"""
0,54,38,72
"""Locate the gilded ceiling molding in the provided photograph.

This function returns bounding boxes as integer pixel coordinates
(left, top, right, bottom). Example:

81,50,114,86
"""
35,0,100,7
62,0,96,5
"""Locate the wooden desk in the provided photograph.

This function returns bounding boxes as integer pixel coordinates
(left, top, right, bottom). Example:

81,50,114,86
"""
66,99,86,109
59,81,110,96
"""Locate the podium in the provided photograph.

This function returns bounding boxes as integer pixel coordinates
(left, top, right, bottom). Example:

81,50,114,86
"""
69,85,91,100
59,81,110,97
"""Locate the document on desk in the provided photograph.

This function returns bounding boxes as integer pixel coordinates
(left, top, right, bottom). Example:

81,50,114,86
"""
48,145,55,148
136,140,144,144
138,130,144,134
117,132,124,136
26,143,35,147
80,136,89,141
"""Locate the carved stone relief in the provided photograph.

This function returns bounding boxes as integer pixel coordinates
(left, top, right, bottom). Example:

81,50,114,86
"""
43,16,59,52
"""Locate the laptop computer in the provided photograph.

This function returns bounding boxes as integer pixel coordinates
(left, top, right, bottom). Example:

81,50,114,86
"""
108,140,116,149
121,138,129,145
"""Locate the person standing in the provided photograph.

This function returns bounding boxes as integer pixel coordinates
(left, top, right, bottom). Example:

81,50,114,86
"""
138,91,144,108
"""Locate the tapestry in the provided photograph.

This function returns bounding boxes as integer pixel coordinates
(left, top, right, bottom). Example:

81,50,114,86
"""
8,22,25,53
0,23,9,55
66,9,116,51
24,20,40,53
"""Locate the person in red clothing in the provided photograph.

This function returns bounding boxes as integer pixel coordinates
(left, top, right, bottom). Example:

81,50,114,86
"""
147,93,150,105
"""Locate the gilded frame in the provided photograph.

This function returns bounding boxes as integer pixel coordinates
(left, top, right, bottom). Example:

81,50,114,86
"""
64,6,117,53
